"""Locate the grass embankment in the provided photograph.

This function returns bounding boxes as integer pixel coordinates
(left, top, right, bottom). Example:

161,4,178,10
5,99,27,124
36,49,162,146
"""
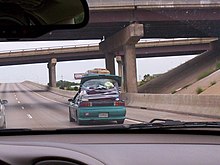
197,62,220,80
193,62,220,94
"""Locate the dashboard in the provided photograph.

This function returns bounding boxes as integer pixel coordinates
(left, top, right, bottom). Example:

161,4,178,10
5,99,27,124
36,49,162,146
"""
0,132,220,165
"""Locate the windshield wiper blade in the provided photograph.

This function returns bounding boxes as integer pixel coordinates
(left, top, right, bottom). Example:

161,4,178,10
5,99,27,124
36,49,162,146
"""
127,118,220,130
0,128,32,134
149,118,184,125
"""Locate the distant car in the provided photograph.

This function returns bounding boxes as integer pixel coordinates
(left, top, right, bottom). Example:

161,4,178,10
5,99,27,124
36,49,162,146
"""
68,74,126,125
0,99,8,129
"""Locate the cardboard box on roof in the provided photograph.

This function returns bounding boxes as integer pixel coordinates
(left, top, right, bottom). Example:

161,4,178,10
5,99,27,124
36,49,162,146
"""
87,68,110,74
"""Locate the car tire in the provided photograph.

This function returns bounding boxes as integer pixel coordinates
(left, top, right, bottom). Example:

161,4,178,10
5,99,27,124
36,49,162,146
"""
117,119,124,124
69,109,75,122
76,116,85,125
76,117,85,125
77,119,82,125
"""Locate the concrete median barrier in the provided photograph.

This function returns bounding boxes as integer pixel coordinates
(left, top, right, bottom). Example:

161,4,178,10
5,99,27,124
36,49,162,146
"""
121,93,220,119
23,81,77,98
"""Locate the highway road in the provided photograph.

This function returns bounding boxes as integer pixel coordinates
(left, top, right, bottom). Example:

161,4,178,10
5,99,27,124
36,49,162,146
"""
0,83,218,130
0,83,75,129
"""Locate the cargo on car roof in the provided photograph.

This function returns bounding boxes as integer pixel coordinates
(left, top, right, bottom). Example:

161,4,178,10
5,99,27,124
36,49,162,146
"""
86,68,110,74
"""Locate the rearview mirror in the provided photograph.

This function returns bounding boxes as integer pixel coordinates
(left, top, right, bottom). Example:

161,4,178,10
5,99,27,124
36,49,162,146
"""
0,0,89,39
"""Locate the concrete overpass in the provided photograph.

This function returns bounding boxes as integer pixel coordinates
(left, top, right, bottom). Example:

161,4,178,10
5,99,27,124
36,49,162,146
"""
0,38,213,66
28,0,220,41
33,0,220,92
2,0,220,92
0,38,216,88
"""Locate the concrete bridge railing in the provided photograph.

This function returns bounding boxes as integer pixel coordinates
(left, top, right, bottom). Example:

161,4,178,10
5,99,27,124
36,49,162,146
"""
121,93,220,119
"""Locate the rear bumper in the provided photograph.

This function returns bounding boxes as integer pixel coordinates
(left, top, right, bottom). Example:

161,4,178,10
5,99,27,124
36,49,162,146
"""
77,106,126,122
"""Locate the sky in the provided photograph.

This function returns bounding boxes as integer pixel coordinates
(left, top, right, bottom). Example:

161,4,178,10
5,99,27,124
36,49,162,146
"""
0,40,197,85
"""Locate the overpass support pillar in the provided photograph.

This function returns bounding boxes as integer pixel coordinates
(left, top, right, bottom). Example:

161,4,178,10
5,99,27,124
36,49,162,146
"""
105,53,115,74
123,44,138,93
100,23,144,93
116,56,123,77
47,58,57,87
116,56,124,92
210,40,220,51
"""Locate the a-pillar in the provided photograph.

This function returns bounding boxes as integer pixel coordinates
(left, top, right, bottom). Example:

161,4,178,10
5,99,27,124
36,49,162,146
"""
105,52,115,74
47,58,57,87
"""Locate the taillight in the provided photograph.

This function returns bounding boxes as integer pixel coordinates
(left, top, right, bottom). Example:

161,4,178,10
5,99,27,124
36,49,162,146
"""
114,101,125,106
79,101,92,107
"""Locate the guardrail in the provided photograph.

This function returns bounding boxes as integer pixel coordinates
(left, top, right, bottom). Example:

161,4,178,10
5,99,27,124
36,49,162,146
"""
0,43,99,54
137,38,217,48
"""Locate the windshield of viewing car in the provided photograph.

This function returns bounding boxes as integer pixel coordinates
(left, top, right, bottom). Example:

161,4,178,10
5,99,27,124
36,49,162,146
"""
0,0,220,131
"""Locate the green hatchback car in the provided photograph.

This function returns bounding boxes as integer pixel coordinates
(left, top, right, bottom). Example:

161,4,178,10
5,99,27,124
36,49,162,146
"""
68,74,126,125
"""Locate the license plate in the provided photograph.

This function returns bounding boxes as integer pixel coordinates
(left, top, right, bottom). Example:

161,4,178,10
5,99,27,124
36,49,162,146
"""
99,113,108,118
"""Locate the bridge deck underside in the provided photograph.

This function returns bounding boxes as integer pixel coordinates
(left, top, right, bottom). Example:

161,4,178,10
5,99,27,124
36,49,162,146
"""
28,8,220,41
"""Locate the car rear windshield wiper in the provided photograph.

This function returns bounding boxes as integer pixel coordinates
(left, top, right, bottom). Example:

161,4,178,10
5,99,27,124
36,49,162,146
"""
127,118,220,130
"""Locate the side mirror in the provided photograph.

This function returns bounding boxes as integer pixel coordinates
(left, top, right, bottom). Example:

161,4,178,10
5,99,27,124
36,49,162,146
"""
1,100,8,105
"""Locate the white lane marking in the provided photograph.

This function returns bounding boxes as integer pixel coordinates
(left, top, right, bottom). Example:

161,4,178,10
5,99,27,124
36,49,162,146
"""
15,98,18,100
27,114,32,119
22,85,66,106
17,101,21,104
21,106,25,110
125,119,142,124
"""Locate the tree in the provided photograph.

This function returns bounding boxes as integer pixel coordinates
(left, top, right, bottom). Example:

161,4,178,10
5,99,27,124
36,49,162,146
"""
138,74,156,86
143,74,150,80
56,80,79,90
